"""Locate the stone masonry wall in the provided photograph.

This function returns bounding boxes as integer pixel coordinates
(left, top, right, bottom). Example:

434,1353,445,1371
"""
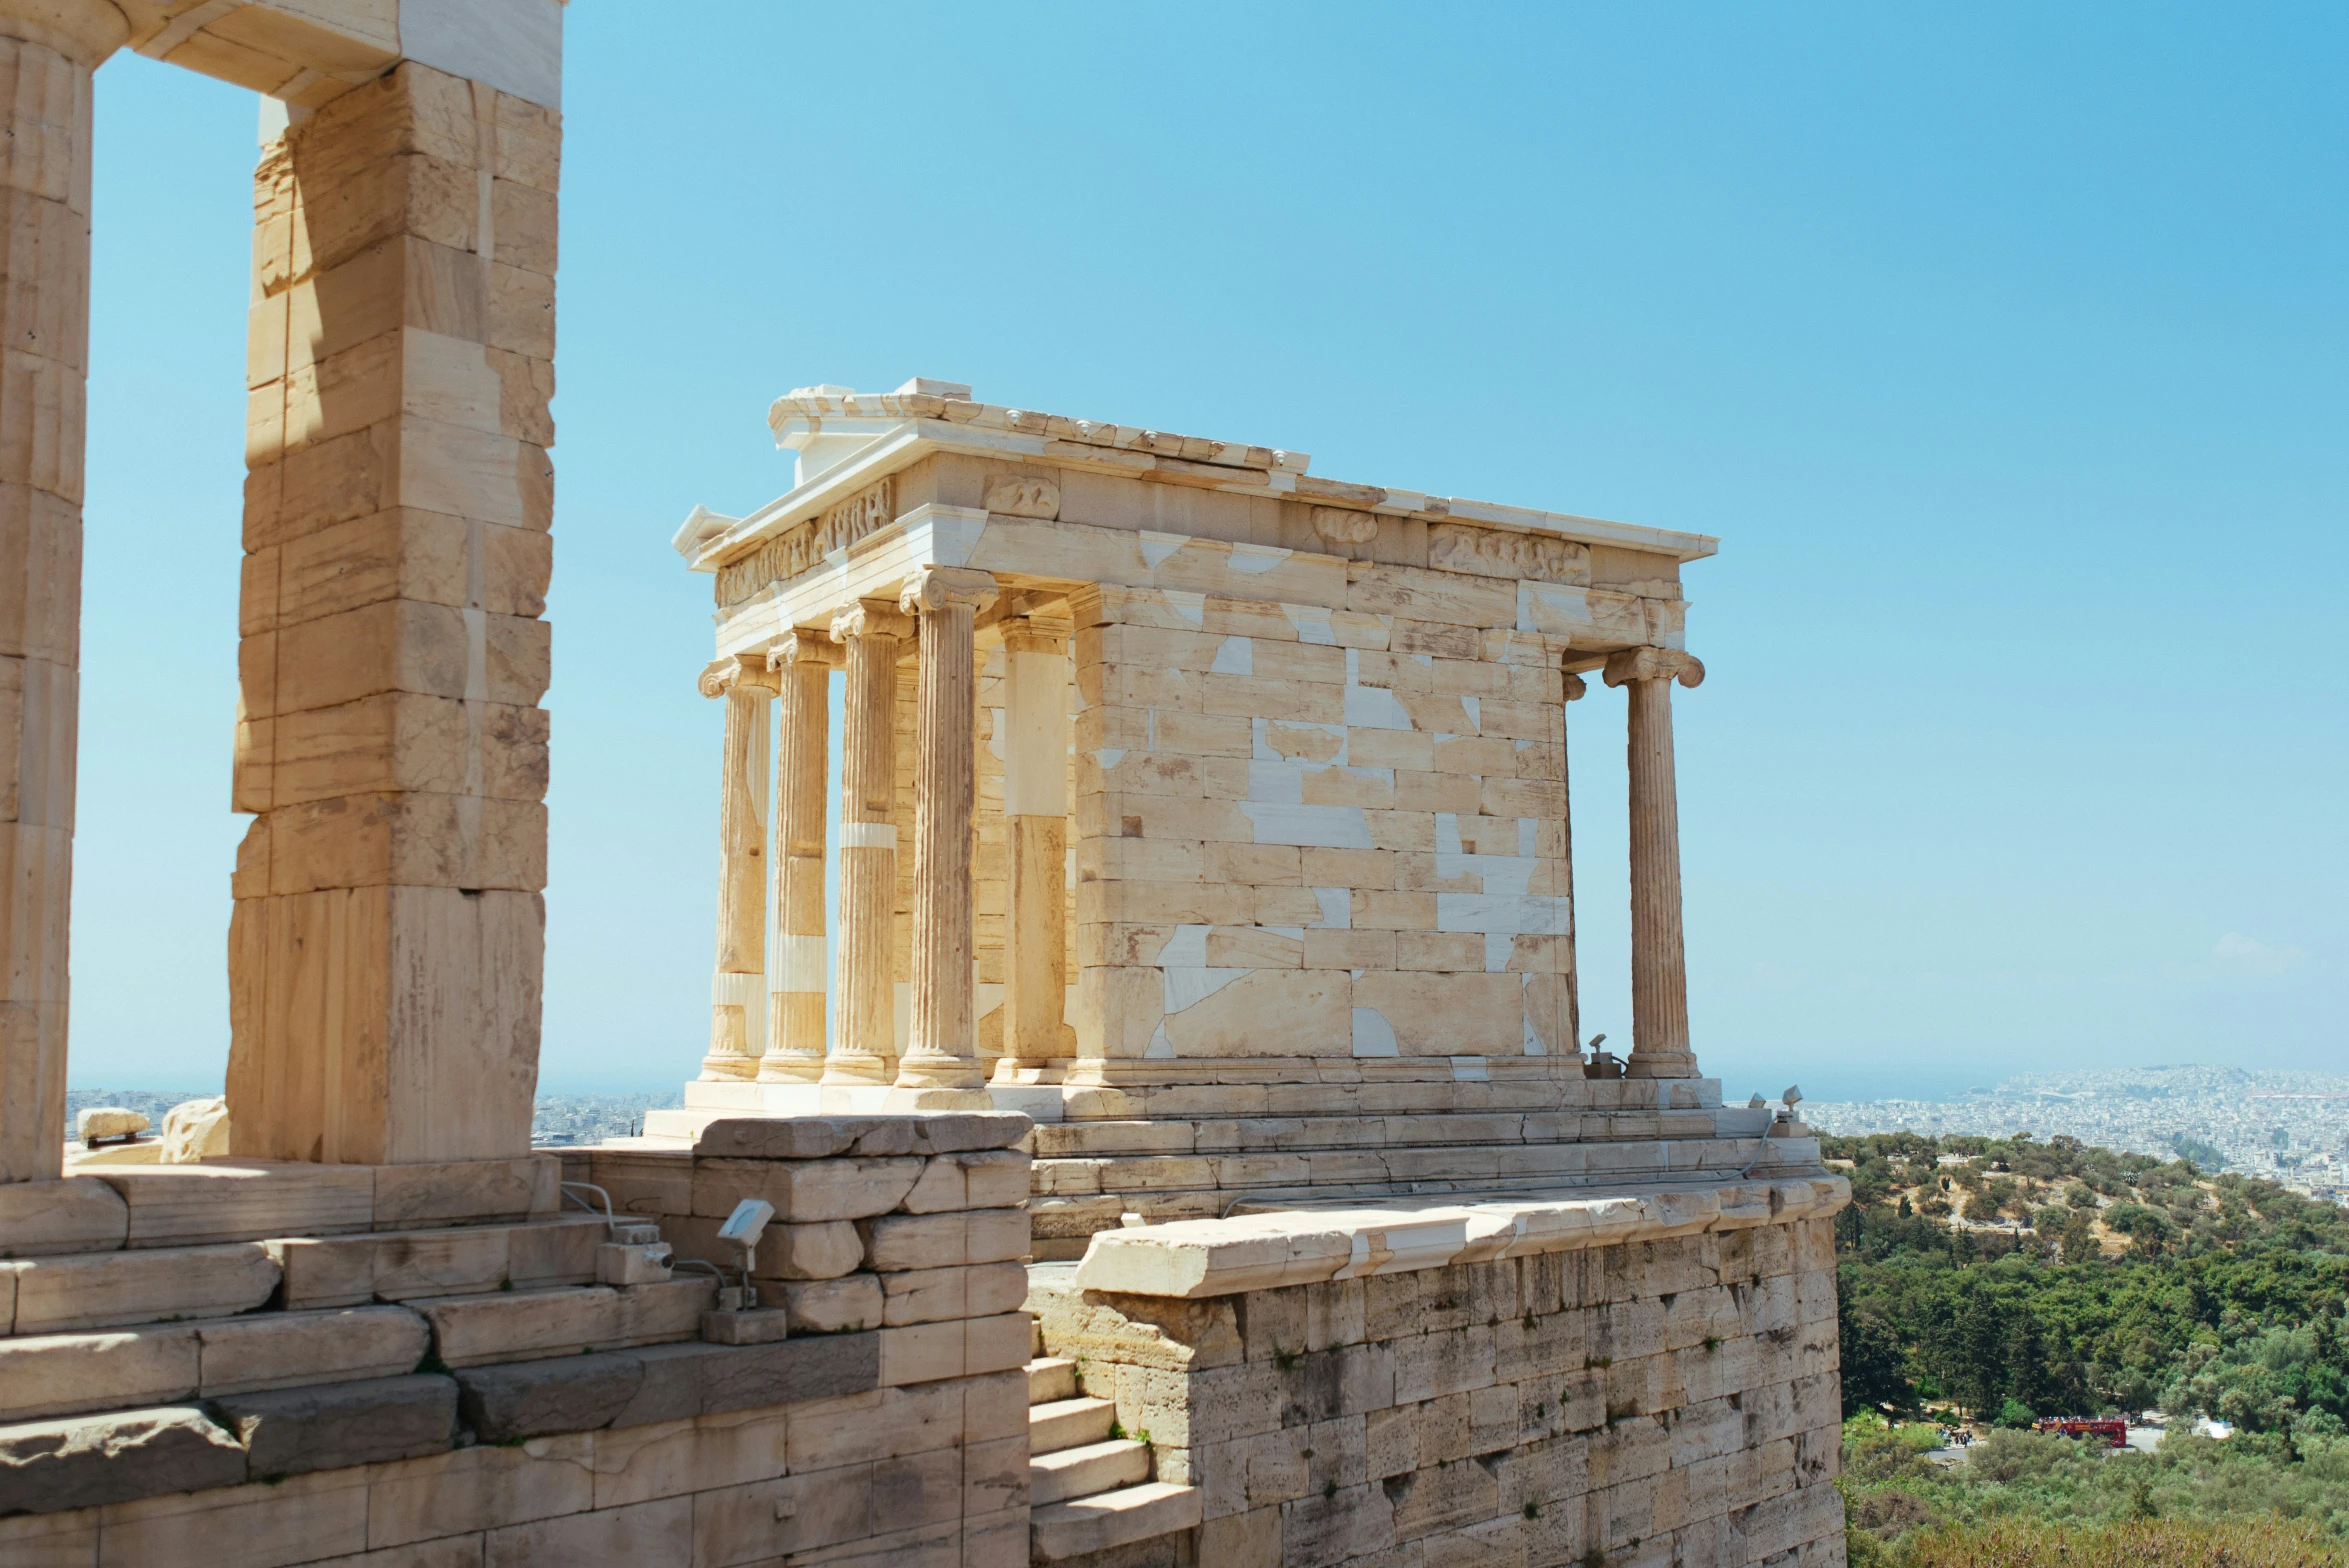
0,1116,1035,1567
1033,1214,1846,1568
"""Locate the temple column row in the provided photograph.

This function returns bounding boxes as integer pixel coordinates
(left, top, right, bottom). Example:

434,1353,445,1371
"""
699,566,1008,1104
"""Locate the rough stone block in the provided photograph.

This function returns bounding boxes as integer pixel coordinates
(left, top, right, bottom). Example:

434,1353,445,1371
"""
0,1176,127,1257
857,1208,1029,1272
700,1308,789,1346
0,1405,247,1516
771,1273,882,1335
372,1155,557,1230
214,1374,456,1477
748,1219,864,1280
691,1156,922,1222
456,1352,643,1441
699,1330,881,1415
900,1150,1029,1214
96,1162,375,1248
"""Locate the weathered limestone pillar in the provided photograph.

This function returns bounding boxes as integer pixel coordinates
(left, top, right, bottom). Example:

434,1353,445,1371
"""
826,600,912,1085
892,567,997,1105
1603,647,1705,1080
699,657,773,1081
228,65,559,1162
761,631,836,1083
996,618,1070,1077
0,2,126,1183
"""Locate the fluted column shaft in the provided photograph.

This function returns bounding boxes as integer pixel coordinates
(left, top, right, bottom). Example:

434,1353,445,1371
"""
826,601,911,1084
0,8,123,1182
1605,647,1705,1080
997,618,1070,1075
701,659,773,1081
762,633,836,1083
893,567,997,1102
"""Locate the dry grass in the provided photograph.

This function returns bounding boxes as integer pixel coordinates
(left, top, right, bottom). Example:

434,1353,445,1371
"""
1885,1517,2348,1567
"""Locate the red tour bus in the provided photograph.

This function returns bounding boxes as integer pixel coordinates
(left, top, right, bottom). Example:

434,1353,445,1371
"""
2034,1417,2127,1448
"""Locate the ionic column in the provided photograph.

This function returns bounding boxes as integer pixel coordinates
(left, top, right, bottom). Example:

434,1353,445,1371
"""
760,632,838,1083
1603,647,1706,1080
1560,670,1587,1062
997,618,1070,1077
892,567,998,1105
699,657,775,1081
825,600,913,1085
0,5,125,1182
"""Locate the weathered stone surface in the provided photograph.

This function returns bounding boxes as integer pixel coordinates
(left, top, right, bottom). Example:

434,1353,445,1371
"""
857,1207,1029,1272
701,1330,881,1415
901,1150,1030,1214
0,1327,199,1424
158,1097,231,1163
691,1113,1030,1161
10,1241,280,1333
214,1374,457,1477
0,1177,128,1257
750,1219,864,1280
0,1405,247,1515
772,1272,883,1335
456,1352,644,1440
74,1107,150,1143
691,1155,921,1222
197,1304,429,1394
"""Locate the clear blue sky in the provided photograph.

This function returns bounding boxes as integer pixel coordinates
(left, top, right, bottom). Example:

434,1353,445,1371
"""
78,4,2344,1099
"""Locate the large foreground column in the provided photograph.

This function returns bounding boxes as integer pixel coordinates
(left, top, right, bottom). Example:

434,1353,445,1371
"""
229,65,560,1162
699,657,773,1081
996,617,1069,1077
0,3,126,1182
1604,647,1705,1080
825,600,912,1085
762,631,836,1083
892,567,997,1106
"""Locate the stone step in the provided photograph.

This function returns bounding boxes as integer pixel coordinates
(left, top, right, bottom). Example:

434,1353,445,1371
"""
411,1278,716,1367
0,1305,429,1425
1027,1355,1077,1406
1030,1437,1150,1507
1030,1481,1203,1562
1030,1109,1755,1158
1029,1135,1772,1197
1029,1395,1116,1455
2,1242,280,1336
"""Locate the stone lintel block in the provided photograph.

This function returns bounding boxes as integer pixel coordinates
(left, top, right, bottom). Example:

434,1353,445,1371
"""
0,1176,126,1257
10,1242,280,1333
691,1113,1032,1161
0,1405,247,1516
856,1208,1030,1273
0,1326,198,1424
690,1156,921,1224
96,1162,373,1250
215,1374,457,1479
197,1304,430,1396
233,691,550,815
225,885,541,1166
232,791,547,897
372,1154,559,1231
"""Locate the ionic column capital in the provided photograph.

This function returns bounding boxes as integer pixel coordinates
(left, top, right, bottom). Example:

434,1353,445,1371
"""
1000,616,1071,657
699,655,779,699
1603,647,1705,690
900,566,998,617
830,599,915,643
768,629,845,670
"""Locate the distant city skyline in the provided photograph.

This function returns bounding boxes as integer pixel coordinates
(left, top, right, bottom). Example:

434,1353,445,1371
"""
69,5,2347,1096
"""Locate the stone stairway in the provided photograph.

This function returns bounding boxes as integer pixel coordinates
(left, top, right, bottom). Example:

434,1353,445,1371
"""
1025,1347,1202,1562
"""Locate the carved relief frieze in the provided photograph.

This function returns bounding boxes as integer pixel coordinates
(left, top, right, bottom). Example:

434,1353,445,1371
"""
1428,522,1591,586
1310,506,1379,545
716,478,895,607
984,474,1060,519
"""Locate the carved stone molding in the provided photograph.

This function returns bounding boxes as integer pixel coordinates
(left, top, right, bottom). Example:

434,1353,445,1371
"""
983,474,1060,519
1564,672,1588,702
715,478,895,607
1603,647,1705,689
1429,523,1592,587
900,566,998,617
1310,506,1379,546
